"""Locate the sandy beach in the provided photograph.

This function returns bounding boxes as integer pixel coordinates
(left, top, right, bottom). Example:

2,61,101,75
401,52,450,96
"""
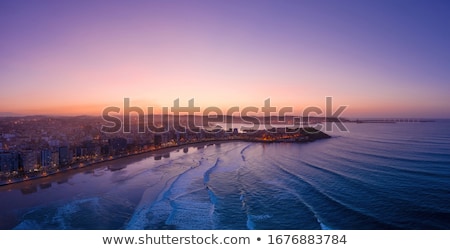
0,140,232,192
0,139,240,229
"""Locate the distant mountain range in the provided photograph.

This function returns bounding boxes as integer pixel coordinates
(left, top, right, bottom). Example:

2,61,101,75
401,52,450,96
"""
0,112,22,117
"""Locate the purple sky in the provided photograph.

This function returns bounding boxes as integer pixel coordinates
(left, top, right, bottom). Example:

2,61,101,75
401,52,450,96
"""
1,0,449,118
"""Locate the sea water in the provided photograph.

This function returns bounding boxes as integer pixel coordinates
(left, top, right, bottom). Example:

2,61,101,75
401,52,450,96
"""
1,121,449,229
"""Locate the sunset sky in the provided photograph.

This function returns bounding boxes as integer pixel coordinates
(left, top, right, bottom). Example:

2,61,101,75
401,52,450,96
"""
1,0,449,118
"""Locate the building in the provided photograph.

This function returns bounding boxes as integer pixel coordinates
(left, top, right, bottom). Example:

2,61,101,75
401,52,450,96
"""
75,147,87,158
109,137,127,154
154,134,162,146
51,151,59,168
20,150,38,173
153,133,169,146
0,151,19,172
40,149,52,168
58,146,71,167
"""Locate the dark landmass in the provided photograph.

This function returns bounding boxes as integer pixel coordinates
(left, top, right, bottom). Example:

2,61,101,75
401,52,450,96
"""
0,114,331,186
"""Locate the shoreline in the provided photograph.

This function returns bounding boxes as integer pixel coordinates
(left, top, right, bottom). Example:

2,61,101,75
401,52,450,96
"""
0,133,330,188
0,139,244,189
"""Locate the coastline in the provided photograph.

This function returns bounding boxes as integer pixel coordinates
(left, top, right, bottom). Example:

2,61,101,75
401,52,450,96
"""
0,130,330,188
0,139,236,189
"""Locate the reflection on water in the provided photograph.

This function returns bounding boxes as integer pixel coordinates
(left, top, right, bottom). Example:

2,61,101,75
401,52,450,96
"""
154,152,171,160
57,179,68,185
20,185,37,195
39,183,52,189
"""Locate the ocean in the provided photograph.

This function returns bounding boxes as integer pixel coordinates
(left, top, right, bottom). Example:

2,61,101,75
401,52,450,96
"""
1,121,449,230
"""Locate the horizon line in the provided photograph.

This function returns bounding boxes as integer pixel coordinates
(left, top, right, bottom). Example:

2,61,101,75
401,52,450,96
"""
0,113,445,121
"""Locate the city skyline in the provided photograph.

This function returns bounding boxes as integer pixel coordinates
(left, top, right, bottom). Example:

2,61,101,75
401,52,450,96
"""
1,0,449,118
